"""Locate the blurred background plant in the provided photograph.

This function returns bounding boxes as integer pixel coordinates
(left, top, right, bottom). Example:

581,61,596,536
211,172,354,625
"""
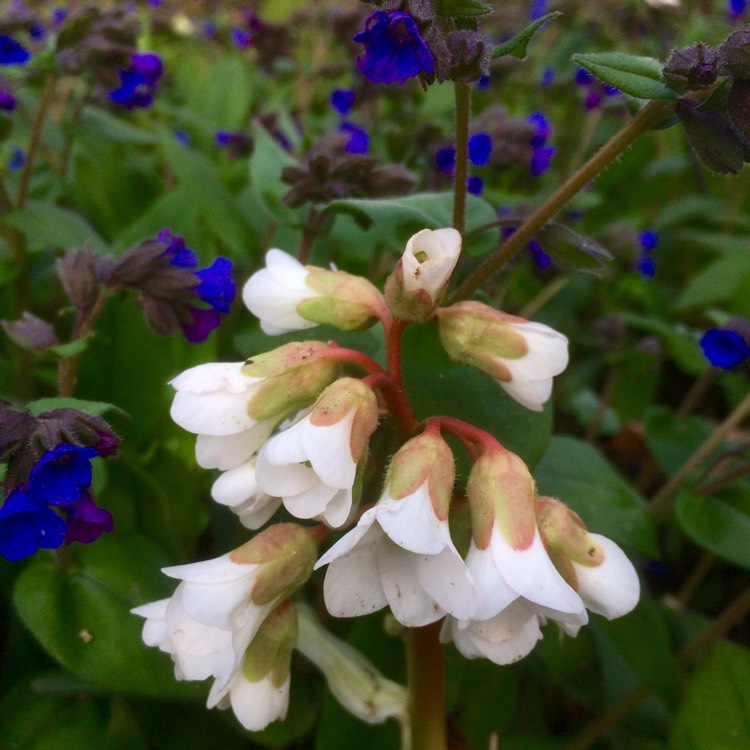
1,1,749,749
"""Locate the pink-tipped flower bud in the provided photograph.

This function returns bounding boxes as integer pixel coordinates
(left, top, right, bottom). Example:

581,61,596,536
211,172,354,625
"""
436,300,569,411
243,249,383,334
385,228,462,323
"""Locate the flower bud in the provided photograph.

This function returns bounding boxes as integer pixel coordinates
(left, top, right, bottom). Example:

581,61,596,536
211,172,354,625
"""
1,312,58,351
296,603,408,725
436,300,569,411
384,228,462,323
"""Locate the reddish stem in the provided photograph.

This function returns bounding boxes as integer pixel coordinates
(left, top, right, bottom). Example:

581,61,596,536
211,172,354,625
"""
436,415,501,460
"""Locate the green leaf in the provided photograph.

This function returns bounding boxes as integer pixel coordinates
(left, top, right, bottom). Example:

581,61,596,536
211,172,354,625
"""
676,251,750,311
325,192,499,258
13,532,203,699
27,397,126,418
535,223,612,277
248,124,299,224
401,323,552,471
572,52,676,100
79,106,158,146
676,485,750,571
436,0,492,17
492,12,562,60
670,641,750,750
4,202,109,254
47,332,97,359
643,406,717,478
535,436,658,556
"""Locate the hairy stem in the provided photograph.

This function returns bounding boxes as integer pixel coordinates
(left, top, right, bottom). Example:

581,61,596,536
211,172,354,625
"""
407,622,446,750
450,98,675,302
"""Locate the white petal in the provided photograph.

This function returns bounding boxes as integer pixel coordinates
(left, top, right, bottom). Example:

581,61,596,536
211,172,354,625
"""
322,525,388,617
498,376,552,412
378,543,444,626
464,543,517,620
282,480,338,520
170,362,260,395
195,423,274,470
315,508,378,568
299,412,357,488
490,529,585,616
507,322,569,379
573,534,640,619
171,389,258,436
416,547,475,620
320,487,355,528
162,553,252,584
376,485,446,555
227,673,290,730
235,496,282,530
255,447,319,495
211,463,261,507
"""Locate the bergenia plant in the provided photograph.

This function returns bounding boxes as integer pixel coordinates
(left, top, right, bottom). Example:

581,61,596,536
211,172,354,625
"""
2,3,750,750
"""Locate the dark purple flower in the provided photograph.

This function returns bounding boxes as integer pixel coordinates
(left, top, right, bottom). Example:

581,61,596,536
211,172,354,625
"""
436,147,456,174
575,67,594,86
700,329,750,369
29,23,46,41
466,175,484,195
339,122,369,154
0,89,16,111
476,74,490,90
468,133,492,166
182,307,222,343
27,445,98,507
131,53,163,87
331,88,356,115
354,11,434,85
0,36,30,66
529,239,554,270
51,8,67,27
0,490,66,561
584,89,602,110
232,27,252,49
64,491,113,545
636,254,656,279
531,146,555,177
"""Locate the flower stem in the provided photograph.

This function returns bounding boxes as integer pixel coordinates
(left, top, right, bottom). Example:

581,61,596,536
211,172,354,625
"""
648,391,750,518
452,83,471,235
407,622,446,750
450,98,675,302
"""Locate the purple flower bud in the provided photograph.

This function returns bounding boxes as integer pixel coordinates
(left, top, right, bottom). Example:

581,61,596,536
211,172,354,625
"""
468,132,492,166
331,88,356,115
700,329,750,369
0,36,30,66
354,11,434,85
339,122,369,154
584,88,602,111
181,306,222,343
0,89,16,111
64,491,113,545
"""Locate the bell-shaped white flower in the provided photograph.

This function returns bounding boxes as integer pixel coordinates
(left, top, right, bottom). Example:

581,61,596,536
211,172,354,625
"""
316,428,475,627
255,378,378,528
212,667,290,731
211,459,282,530
436,301,569,411
243,249,383,335
242,249,322,335
132,525,318,711
170,362,277,470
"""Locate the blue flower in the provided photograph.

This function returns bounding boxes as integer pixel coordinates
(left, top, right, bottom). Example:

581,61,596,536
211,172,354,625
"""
7,147,24,172
0,89,16,112
174,129,190,145
729,0,747,19
700,329,750,369
531,146,555,177
639,229,659,252
354,11,434,85
529,239,553,270
0,36,30,66
529,112,555,176
476,73,490,91
131,53,163,87
339,122,369,154
331,88,356,115
232,27,252,49
529,112,551,147
109,52,163,110
636,254,656,279
435,147,456,174
195,257,235,314
0,490,66,561
540,66,555,87
51,8,67,27
468,133,492,166
27,445,98,507
529,0,548,21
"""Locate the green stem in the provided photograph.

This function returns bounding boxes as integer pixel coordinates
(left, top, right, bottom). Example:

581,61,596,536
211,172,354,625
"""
450,98,675,302
452,83,471,235
648,391,750,518
407,622,446,750
17,73,58,209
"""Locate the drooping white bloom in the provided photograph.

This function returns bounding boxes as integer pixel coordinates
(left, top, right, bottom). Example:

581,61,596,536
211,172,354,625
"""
131,553,277,694
436,301,569,411
243,249,384,335
242,249,322,335
170,362,277,470
316,429,475,626
211,459,282,530
211,668,290,731
255,377,378,528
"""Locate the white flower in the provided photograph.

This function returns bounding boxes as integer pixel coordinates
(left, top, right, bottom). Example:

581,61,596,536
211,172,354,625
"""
436,301,569,412
131,553,277,695
571,533,640,619
255,378,378,528
494,319,569,412
401,228,461,297
211,668,290,731
316,483,475,627
211,460,282,530
170,362,277,470
242,249,322,335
